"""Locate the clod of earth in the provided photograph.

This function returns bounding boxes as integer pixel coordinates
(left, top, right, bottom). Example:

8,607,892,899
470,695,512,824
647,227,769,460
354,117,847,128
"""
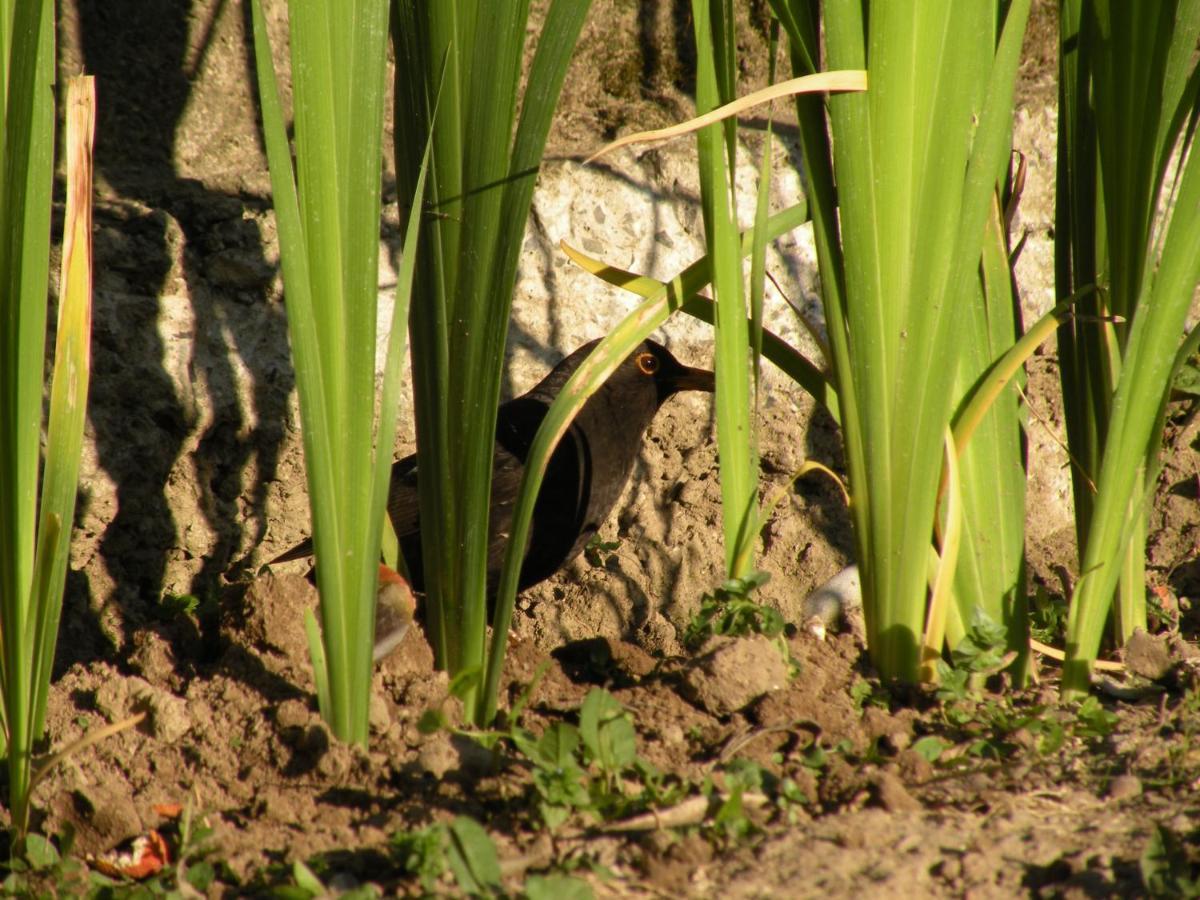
681,633,790,716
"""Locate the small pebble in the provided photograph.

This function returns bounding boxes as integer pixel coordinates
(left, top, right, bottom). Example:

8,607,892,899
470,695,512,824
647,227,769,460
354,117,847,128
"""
275,698,312,730
138,686,191,743
368,692,391,733
1107,774,1142,800
873,771,920,812
417,733,457,779
327,872,360,892
94,678,130,721
895,749,933,785
317,742,353,779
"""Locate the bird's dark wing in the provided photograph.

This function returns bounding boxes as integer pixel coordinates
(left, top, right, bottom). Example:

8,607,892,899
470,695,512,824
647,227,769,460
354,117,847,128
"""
490,396,597,588
482,439,533,585
385,453,421,538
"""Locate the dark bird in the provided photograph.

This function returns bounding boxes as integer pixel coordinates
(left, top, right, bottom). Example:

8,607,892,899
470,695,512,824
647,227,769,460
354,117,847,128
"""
272,338,713,645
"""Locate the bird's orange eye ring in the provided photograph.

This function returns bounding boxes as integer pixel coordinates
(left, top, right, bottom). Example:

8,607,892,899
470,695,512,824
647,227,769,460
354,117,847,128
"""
635,352,659,376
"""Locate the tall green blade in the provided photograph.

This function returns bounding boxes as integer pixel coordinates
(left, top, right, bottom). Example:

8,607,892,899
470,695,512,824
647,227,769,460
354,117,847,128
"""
393,0,591,722
1057,0,1200,694
252,0,392,742
773,0,1030,681
0,0,57,834
1063,87,1200,694
691,0,759,577
28,78,95,759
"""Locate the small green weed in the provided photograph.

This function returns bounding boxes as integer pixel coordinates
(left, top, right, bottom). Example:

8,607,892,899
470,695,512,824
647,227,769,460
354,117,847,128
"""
849,677,889,710
421,676,684,833
1,803,224,898
684,571,782,648
390,824,446,894
510,687,678,829
1030,584,1069,645
525,872,596,900
583,535,621,568
385,817,593,899
2,830,91,897
160,592,200,619
1073,696,1118,740
704,758,810,841
706,760,765,842
512,721,591,829
935,608,1013,702
1141,823,1200,898
928,610,1126,761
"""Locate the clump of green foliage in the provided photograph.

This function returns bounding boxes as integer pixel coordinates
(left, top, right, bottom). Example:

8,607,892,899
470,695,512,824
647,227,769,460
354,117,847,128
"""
684,571,783,648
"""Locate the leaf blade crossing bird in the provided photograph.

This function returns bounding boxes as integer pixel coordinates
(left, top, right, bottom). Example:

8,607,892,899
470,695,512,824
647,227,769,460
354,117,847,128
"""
271,338,714,648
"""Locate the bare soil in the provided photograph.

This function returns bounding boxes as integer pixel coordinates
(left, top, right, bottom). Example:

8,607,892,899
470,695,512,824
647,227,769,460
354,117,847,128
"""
13,1,1200,897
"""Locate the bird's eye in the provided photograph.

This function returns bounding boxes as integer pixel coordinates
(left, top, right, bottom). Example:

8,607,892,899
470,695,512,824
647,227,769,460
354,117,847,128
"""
635,352,659,376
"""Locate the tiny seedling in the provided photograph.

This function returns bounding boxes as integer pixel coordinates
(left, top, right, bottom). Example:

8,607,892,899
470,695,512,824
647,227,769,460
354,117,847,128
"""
930,611,1099,762
2,829,90,897
390,824,447,893
159,593,201,619
800,742,829,771
389,817,593,899
583,535,621,568
507,686,689,831
418,674,659,830
849,677,889,710
703,758,812,840
578,689,637,789
911,735,952,764
935,607,1013,701
525,872,596,900
684,571,782,648
515,688,649,828
935,673,1070,761
1030,584,1069,645
1141,823,1200,897
1073,696,1118,741
773,776,809,825
707,759,766,842
511,721,591,830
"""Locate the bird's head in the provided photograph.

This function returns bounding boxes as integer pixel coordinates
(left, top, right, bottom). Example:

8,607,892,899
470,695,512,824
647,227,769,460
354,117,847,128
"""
624,339,715,407
528,337,714,415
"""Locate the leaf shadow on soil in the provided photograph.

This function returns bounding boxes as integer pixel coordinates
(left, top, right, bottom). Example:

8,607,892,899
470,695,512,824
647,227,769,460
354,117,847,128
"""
63,0,293,673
